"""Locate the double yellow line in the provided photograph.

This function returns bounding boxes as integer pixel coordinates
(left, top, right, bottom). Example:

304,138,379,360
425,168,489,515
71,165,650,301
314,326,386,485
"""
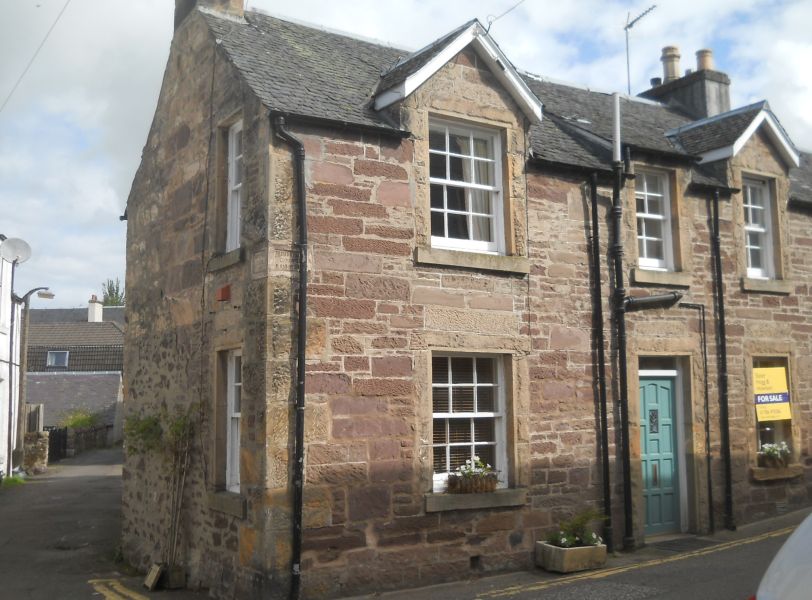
478,526,796,598
87,578,148,600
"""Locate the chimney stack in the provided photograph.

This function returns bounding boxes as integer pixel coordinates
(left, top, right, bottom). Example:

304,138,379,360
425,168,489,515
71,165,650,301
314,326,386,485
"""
661,46,681,83
696,49,714,71
641,46,730,119
88,295,103,323
174,0,244,30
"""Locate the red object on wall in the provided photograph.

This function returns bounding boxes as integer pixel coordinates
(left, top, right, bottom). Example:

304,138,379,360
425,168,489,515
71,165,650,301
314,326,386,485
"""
216,284,231,302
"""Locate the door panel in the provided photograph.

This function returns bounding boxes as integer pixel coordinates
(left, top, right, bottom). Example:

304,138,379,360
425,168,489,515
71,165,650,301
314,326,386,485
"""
640,377,679,535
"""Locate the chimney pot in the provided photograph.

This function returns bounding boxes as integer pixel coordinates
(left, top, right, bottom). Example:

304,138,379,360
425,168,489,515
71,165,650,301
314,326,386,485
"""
650,77,662,87
661,45,681,83
696,49,714,71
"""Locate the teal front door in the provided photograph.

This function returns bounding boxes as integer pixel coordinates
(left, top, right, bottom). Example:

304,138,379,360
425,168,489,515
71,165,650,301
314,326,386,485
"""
640,377,680,535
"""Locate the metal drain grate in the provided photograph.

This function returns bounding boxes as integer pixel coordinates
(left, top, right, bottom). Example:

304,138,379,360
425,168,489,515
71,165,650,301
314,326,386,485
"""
650,537,719,553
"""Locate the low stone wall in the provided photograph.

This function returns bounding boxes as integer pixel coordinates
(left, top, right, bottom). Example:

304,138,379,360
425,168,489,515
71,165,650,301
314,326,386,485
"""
23,431,49,474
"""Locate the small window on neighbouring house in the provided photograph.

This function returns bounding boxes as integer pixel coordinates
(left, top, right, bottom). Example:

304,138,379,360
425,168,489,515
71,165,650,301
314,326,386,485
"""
743,178,774,279
431,355,506,492
635,170,674,271
225,120,243,253
46,351,69,368
429,121,503,254
753,357,792,465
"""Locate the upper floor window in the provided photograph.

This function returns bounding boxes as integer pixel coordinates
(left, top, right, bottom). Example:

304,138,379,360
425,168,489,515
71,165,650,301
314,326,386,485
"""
743,178,774,279
429,121,502,254
431,355,506,492
635,170,674,271
46,351,69,368
225,120,243,253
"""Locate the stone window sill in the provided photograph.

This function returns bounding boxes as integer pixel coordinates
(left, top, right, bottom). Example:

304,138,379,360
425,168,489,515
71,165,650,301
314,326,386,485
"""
415,247,529,275
424,487,527,513
207,490,245,518
630,268,691,288
208,248,244,273
750,464,804,482
741,277,793,295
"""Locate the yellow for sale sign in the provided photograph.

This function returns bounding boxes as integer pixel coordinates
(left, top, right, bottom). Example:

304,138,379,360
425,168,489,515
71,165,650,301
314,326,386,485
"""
754,367,791,421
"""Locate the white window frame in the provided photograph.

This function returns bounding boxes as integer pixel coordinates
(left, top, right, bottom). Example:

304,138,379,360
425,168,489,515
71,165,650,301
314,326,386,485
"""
428,120,503,254
226,349,242,493
431,354,507,492
225,120,243,253
46,350,69,368
635,170,674,271
743,178,774,280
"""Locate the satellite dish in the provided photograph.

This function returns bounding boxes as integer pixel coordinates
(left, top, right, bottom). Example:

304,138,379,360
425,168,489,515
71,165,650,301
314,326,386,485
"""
0,238,32,264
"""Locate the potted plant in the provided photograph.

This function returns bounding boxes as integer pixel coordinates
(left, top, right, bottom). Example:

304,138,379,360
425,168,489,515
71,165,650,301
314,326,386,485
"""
535,508,607,573
758,441,791,468
447,456,498,494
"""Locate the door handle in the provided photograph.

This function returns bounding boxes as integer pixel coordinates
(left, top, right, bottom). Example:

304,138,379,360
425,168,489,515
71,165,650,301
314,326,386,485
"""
652,463,658,487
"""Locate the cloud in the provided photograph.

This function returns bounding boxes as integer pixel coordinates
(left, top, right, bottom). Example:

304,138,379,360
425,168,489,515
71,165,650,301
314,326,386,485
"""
1,0,810,307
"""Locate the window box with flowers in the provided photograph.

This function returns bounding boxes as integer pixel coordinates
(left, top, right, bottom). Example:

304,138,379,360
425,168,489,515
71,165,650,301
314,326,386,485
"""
535,509,607,574
446,456,498,494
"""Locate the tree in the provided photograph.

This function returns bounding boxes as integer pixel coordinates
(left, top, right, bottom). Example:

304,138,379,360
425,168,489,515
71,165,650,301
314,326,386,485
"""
102,277,125,306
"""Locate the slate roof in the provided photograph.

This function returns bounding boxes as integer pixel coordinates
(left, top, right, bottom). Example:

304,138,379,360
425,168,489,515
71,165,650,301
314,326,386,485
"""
28,322,124,346
202,10,404,131
26,372,122,428
521,75,692,159
29,306,125,326
27,345,124,372
198,9,812,185
790,152,812,206
26,322,124,372
667,102,766,156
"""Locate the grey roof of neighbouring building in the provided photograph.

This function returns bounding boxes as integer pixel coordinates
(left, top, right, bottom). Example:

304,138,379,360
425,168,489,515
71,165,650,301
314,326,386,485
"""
27,322,124,372
199,9,811,186
29,306,125,326
666,102,766,156
790,152,812,206
26,372,122,428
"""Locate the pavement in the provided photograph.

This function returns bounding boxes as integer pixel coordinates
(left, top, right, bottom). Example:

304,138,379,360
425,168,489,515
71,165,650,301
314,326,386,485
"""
1,446,808,599
346,506,812,600
0,446,208,600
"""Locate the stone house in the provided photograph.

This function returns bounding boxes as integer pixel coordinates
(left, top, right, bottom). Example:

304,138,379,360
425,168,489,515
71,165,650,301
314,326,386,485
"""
26,296,125,443
123,1,812,598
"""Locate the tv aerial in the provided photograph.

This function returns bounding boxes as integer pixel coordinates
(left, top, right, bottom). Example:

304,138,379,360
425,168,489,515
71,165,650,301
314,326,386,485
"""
0,238,32,264
624,5,657,95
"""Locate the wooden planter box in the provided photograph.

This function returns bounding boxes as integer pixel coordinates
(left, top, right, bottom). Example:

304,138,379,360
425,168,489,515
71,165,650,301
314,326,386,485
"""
535,542,607,573
447,473,498,494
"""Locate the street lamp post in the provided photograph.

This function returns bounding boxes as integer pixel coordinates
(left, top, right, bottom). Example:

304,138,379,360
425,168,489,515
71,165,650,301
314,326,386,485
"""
12,287,54,470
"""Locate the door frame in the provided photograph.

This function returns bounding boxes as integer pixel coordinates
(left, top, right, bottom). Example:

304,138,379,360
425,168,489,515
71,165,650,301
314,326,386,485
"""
639,368,688,534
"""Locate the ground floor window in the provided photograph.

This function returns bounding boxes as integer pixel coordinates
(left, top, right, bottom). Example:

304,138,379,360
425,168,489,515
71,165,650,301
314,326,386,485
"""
753,357,792,466
431,355,506,492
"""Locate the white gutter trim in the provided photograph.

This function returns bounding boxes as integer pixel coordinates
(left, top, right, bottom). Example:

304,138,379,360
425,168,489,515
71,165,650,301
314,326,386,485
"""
374,23,543,122
698,110,800,167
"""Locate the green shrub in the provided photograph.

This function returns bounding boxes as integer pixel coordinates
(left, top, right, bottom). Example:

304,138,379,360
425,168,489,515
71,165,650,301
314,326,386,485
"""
124,414,163,453
1,475,25,488
547,508,605,548
61,409,99,429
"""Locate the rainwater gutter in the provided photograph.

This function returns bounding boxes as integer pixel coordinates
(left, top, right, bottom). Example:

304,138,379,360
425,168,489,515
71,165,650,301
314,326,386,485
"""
273,114,308,600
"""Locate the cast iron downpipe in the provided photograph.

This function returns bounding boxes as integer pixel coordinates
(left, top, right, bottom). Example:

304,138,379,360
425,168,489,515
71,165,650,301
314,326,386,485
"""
609,153,635,550
680,302,715,533
588,173,613,552
710,188,735,530
274,115,308,600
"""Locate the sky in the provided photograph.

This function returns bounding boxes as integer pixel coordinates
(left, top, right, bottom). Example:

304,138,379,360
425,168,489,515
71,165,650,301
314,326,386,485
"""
1,0,810,308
